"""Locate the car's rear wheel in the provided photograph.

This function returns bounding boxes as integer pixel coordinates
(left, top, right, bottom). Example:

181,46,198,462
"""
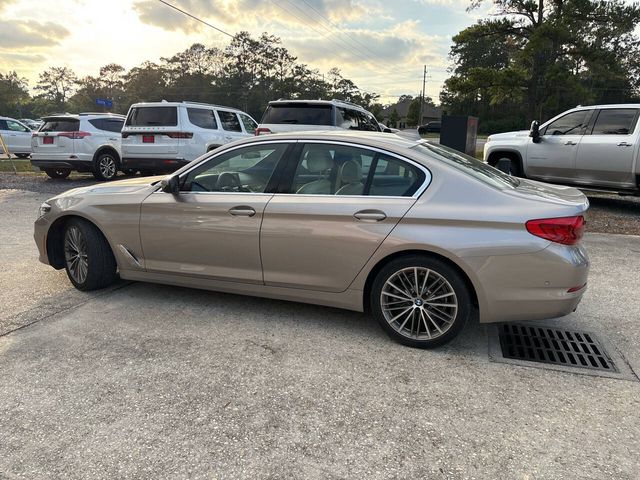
44,168,71,179
93,153,118,181
63,219,117,291
371,255,471,348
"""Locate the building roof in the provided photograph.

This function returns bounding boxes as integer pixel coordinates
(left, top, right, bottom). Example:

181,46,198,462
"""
380,98,442,119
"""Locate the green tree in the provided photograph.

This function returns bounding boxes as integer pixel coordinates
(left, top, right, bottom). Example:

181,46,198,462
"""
407,97,422,126
389,108,399,128
442,0,640,132
0,71,30,117
34,66,78,108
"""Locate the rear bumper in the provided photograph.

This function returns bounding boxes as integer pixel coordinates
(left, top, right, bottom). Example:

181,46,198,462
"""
31,159,93,171
466,242,590,324
121,157,189,172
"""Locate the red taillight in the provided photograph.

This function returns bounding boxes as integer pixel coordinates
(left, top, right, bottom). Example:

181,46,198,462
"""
255,127,271,136
165,132,193,139
567,283,587,293
58,131,91,139
142,135,154,143
525,215,585,245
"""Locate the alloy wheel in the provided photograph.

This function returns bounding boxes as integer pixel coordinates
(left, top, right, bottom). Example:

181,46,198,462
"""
99,155,117,179
380,267,458,341
64,225,89,284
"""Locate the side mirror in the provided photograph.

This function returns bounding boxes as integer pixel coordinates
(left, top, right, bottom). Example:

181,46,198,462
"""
529,120,541,143
383,127,393,133
161,175,180,194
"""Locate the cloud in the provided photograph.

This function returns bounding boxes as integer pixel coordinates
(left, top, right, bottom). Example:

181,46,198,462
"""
0,20,70,48
133,0,368,33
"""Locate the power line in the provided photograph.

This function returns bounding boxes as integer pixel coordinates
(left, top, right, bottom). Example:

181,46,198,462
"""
155,0,233,39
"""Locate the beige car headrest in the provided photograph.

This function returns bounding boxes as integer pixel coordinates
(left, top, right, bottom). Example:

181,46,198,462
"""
338,160,361,184
305,149,334,172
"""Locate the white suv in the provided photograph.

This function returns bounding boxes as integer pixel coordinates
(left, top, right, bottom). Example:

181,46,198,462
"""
256,99,385,135
0,116,32,158
31,113,125,180
120,101,258,174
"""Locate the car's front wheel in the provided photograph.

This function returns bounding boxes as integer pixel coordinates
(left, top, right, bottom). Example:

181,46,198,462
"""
44,168,71,179
371,255,471,348
63,219,117,291
93,153,119,181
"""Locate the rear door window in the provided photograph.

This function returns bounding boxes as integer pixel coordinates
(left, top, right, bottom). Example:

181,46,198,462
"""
89,118,124,132
40,118,80,132
6,120,29,132
239,113,257,133
218,111,242,132
286,143,425,196
0,120,7,130
589,109,639,135
187,108,218,130
261,104,333,126
125,107,178,127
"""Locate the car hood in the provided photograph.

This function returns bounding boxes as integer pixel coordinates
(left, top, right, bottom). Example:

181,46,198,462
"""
51,175,166,199
506,178,589,211
488,130,530,141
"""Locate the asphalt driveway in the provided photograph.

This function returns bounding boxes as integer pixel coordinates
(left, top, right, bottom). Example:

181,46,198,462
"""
1,177,639,479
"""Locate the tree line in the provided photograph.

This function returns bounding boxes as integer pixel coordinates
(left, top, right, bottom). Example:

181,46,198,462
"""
0,32,382,122
441,0,640,134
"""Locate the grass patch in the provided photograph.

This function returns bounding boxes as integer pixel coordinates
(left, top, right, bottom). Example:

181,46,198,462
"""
0,159,34,173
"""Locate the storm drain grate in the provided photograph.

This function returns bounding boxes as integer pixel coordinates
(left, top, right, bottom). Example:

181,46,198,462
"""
498,324,617,372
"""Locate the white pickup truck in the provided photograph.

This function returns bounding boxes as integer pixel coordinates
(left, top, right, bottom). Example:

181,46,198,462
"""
483,104,640,195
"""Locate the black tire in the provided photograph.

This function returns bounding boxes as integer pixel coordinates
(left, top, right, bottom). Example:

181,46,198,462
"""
93,152,119,181
495,157,522,177
44,168,71,179
15,153,30,159
63,218,117,291
370,255,472,349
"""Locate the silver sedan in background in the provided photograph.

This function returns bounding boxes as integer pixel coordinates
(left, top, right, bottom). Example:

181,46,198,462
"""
34,131,589,348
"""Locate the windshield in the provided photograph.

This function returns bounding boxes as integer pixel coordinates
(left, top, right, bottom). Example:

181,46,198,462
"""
412,142,519,188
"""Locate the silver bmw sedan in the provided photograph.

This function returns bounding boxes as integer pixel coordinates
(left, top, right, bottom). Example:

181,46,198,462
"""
34,131,589,348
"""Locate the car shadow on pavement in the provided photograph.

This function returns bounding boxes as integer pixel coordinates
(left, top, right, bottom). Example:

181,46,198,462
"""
92,280,489,359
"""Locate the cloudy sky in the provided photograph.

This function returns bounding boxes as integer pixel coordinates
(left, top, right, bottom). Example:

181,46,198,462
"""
0,0,494,103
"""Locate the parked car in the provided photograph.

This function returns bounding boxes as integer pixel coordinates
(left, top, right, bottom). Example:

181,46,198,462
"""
484,104,640,194
34,131,589,349
256,99,382,135
20,118,43,131
120,101,257,174
418,121,441,135
0,116,32,158
31,113,125,180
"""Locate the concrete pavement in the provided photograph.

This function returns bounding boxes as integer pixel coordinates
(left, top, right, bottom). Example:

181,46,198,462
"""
0,182,639,479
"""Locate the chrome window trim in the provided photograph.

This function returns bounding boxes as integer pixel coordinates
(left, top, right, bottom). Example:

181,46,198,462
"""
294,140,432,199
155,138,432,199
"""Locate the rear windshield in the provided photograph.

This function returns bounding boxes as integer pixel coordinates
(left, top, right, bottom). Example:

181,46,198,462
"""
126,106,177,127
261,104,332,126
412,142,519,188
89,118,124,132
40,118,79,132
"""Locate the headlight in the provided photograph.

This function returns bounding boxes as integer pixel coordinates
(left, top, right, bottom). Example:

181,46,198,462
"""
38,202,51,218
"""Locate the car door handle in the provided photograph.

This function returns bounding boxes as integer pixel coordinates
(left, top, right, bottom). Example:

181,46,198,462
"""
354,210,387,222
617,142,633,147
225,136,233,141
109,137,119,141
228,206,256,217
565,141,577,146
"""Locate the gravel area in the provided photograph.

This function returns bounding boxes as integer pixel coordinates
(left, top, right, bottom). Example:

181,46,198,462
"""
2,172,638,236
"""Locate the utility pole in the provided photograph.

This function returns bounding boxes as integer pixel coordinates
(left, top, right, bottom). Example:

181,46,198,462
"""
420,65,427,126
